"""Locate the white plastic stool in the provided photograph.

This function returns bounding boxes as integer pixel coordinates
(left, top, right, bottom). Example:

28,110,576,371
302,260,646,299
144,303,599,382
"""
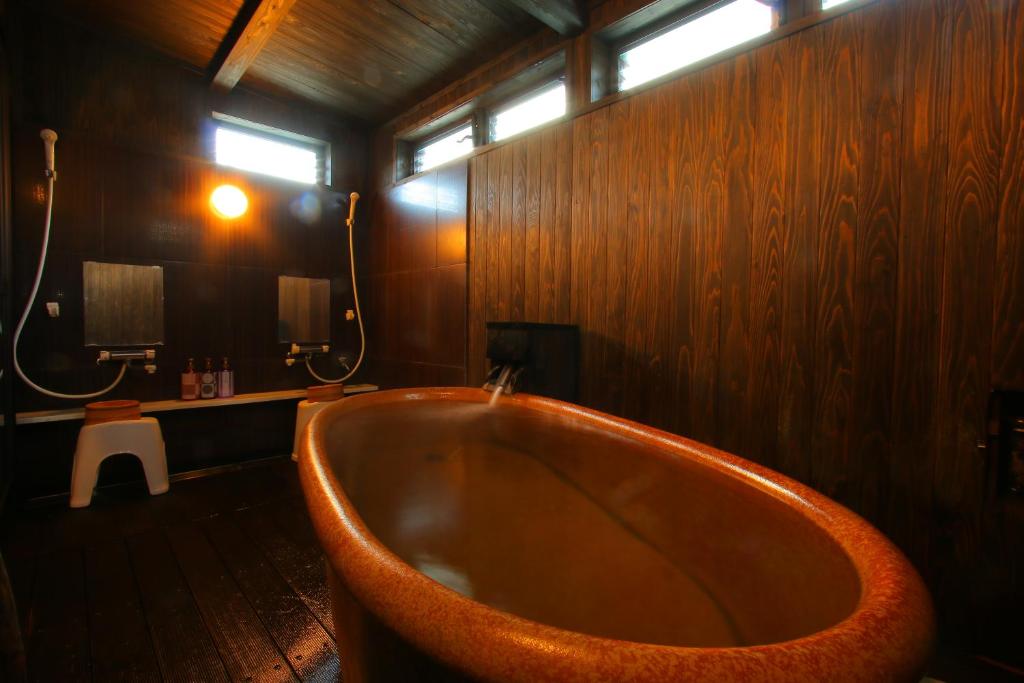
70,417,169,508
292,399,332,461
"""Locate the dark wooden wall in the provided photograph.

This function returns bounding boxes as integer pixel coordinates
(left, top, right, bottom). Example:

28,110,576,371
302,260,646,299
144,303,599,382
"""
462,0,1024,661
4,5,369,496
363,162,468,388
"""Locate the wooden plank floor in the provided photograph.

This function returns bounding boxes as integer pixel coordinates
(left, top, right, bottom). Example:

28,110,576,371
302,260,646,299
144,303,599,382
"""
1,457,339,682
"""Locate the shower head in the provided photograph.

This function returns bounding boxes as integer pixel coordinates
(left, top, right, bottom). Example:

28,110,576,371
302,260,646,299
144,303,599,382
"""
346,191,360,228
40,129,58,179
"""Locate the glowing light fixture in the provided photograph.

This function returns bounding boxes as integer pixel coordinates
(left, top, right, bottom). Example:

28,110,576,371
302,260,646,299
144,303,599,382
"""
210,184,248,219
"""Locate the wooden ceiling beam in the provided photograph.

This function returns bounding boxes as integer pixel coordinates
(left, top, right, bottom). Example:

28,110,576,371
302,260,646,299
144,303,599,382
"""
501,0,584,35
210,0,298,91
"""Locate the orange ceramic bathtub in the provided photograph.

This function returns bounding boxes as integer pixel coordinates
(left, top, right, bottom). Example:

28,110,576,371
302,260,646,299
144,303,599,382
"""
298,388,934,682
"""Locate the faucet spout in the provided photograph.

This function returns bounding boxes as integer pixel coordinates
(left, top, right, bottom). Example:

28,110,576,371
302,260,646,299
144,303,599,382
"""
483,363,521,398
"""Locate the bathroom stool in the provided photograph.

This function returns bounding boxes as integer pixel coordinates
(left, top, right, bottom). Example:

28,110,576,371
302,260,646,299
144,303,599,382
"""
70,417,169,508
292,384,344,461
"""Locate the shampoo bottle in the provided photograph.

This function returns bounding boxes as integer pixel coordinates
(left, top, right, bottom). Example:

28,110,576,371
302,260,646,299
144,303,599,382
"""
200,357,217,399
217,357,235,398
181,358,200,400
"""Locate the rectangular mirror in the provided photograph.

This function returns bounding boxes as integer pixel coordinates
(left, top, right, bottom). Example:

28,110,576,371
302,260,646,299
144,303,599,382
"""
83,261,164,347
278,275,330,343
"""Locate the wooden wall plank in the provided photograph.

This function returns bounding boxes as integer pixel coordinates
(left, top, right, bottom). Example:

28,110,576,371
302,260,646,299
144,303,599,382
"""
468,155,489,385
670,74,698,438
850,0,903,526
748,39,789,469
570,115,593,338
585,107,610,410
510,140,528,320
653,83,686,432
538,127,558,323
810,13,859,503
486,148,502,325
620,93,655,422
778,24,821,485
498,144,515,320
690,65,725,445
553,122,574,324
889,0,951,571
603,100,630,416
993,0,1024,389
525,134,542,322
932,0,1004,619
716,54,755,457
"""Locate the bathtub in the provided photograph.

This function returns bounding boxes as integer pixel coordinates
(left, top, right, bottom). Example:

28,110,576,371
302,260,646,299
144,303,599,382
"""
298,388,934,682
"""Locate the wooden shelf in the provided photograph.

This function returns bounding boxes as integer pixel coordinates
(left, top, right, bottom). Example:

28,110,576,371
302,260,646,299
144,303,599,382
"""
6,384,378,426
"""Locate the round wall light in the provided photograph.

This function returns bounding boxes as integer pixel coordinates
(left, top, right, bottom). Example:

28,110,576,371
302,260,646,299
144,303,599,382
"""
210,184,248,219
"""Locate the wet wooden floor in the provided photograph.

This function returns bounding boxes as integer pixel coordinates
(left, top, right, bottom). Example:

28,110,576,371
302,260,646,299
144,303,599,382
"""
1,457,338,682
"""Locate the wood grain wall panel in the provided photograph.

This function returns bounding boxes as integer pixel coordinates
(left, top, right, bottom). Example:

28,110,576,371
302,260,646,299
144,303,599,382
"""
553,123,574,325
889,0,951,572
716,54,755,456
850,0,903,526
570,114,593,382
498,144,515,321
690,66,725,446
510,140,528,321
648,86,682,432
524,135,541,322
585,108,610,413
811,12,859,504
485,147,502,324
932,0,1005,623
437,162,468,268
621,94,655,424
748,40,789,469
994,0,1024,390
468,155,488,386
537,127,558,324
603,101,630,418
777,25,820,485
365,161,468,389
444,0,1024,656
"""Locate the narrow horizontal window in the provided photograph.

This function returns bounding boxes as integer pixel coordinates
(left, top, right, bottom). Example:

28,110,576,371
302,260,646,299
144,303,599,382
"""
414,125,474,174
214,125,320,185
619,0,774,91
821,0,853,8
490,82,567,142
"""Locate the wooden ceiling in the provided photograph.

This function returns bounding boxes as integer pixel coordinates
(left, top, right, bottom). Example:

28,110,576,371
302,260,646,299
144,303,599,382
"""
41,0,552,123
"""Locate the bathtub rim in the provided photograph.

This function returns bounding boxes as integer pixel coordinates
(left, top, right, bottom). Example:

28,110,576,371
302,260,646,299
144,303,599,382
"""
299,387,935,682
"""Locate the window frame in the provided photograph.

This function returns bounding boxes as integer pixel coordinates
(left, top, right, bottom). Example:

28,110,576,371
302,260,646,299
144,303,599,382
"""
410,119,476,175
397,50,567,181
487,76,568,144
211,113,331,186
611,0,779,93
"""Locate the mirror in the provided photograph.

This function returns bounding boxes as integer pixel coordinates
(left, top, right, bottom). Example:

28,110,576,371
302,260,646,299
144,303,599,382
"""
83,261,165,347
278,275,330,343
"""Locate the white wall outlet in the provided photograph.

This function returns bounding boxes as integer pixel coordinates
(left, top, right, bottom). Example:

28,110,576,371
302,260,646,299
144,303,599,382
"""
46,302,60,318
345,309,355,321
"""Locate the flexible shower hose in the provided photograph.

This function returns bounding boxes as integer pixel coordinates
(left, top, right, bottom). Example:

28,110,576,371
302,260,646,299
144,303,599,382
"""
13,175,128,399
305,201,365,385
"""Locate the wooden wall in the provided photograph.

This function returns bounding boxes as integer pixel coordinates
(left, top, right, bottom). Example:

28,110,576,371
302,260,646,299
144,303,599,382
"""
465,0,1024,660
363,162,468,387
4,5,369,496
